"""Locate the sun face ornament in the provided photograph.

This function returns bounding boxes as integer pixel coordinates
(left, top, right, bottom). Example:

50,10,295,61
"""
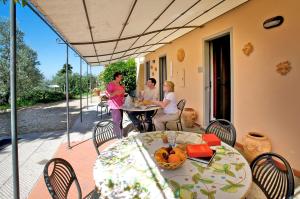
242,42,254,56
276,61,291,75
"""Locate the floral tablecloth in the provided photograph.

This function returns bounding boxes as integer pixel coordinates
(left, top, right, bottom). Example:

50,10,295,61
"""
93,131,252,199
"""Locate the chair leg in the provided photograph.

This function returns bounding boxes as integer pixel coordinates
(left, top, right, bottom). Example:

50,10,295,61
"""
180,122,183,131
176,122,179,131
164,122,168,130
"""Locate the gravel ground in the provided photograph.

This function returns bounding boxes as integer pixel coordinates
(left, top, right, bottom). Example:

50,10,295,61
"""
0,96,98,137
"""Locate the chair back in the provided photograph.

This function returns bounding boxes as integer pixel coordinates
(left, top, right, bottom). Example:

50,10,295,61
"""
93,120,116,155
205,119,236,146
251,152,295,199
43,158,82,199
177,99,186,119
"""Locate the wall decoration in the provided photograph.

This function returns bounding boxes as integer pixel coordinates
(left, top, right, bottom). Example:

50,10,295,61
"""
242,42,253,56
151,65,153,69
177,48,185,62
154,67,157,72
152,60,155,63
263,16,284,29
152,72,154,76
276,61,291,75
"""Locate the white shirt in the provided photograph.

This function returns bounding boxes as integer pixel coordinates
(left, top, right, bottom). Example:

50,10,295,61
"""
163,92,178,114
143,87,158,101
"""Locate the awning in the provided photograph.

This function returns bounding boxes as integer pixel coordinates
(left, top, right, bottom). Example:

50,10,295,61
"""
29,0,248,66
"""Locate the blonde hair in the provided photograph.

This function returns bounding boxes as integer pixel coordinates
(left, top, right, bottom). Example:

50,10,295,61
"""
164,81,175,92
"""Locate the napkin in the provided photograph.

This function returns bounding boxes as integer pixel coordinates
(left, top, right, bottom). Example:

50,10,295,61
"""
186,144,213,158
202,134,221,146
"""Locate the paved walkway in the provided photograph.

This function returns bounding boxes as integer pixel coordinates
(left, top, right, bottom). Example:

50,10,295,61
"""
0,96,96,137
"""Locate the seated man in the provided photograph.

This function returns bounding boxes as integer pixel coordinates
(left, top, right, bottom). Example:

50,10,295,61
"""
128,78,158,132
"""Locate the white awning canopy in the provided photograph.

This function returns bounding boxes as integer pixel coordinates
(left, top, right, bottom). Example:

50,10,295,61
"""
30,0,248,66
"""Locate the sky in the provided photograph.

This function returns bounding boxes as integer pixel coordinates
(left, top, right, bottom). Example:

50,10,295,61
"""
0,2,103,80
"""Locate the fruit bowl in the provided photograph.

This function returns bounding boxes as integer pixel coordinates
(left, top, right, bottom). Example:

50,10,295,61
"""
154,146,187,170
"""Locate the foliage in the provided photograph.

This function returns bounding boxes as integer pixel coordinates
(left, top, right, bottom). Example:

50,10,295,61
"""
0,18,44,105
1,0,27,6
51,64,97,96
100,58,136,95
22,88,66,103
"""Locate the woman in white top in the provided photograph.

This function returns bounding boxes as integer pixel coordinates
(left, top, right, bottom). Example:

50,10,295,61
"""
152,81,178,130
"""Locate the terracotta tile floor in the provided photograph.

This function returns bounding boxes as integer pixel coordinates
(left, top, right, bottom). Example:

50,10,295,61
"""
28,139,115,199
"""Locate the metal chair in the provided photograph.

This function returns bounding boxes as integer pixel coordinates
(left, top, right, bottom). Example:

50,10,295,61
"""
250,152,295,199
205,119,236,147
43,158,99,199
96,95,109,119
93,120,116,155
165,99,186,131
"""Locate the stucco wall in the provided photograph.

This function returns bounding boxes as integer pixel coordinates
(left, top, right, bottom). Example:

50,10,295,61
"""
143,0,300,169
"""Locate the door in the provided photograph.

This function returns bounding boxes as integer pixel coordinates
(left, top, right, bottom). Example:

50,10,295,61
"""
145,61,150,82
209,34,231,121
159,56,167,100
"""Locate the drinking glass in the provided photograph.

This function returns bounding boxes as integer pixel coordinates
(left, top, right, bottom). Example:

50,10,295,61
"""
167,131,177,147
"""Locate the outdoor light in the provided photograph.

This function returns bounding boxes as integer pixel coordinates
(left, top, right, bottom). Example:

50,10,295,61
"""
263,16,284,29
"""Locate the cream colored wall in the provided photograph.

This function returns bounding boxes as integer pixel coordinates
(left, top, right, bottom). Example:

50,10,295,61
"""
144,0,300,169
136,63,145,93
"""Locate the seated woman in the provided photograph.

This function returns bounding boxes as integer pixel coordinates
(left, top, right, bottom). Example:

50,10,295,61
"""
152,81,178,131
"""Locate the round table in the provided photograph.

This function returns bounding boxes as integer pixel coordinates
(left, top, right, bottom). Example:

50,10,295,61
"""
122,105,160,112
93,131,252,199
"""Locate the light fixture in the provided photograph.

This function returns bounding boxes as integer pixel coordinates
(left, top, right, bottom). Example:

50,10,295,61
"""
263,16,284,29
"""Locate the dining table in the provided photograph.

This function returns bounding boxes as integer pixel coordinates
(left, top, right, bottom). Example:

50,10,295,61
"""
93,131,252,199
121,104,161,112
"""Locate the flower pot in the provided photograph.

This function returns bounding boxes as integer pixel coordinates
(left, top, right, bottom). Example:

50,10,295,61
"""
243,132,271,162
93,89,101,96
182,108,197,128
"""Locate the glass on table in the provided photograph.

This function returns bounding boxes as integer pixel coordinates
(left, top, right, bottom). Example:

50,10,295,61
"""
167,131,177,147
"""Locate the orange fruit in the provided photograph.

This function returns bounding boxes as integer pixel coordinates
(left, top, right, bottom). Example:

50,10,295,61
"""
173,147,183,154
168,154,181,163
155,154,166,163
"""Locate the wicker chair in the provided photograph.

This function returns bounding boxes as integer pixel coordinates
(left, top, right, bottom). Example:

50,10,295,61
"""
250,152,295,199
165,99,186,131
92,120,116,155
96,95,109,119
205,119,236,147
43,158,99,199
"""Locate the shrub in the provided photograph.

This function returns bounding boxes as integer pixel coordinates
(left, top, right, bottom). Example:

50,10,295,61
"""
100,58,136,96
21,88,66,103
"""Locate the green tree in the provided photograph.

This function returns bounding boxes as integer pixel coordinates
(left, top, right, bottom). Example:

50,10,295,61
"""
1,0,27,6
51,64,97,96
100,58,136,95
0,18,44,104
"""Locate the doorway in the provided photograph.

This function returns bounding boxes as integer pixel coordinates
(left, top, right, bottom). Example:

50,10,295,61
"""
145,61,150,82
207,34,231,122
159,56,167,100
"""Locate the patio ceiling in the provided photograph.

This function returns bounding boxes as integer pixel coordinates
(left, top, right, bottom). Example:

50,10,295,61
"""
30,0,248,66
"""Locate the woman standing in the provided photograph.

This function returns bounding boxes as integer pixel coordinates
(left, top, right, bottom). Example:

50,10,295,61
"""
152,81,178,130
106,72,125,139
